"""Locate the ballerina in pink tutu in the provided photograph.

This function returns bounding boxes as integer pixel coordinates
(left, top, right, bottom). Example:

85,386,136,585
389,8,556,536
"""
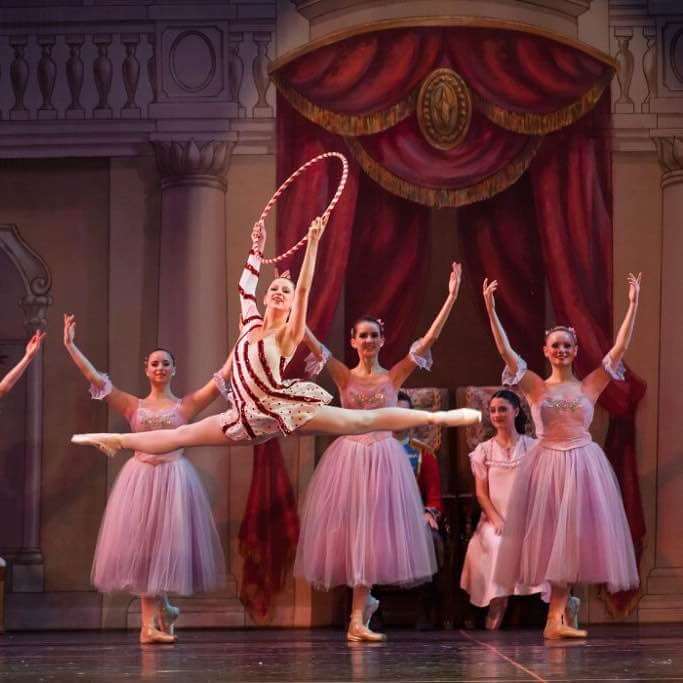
72,220,480,459
294,263,462,642
482,273,642,640
64,314,230,644
0,330,45,398
460,390,552,630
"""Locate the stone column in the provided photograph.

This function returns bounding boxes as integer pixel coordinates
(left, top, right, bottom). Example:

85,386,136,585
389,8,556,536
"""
12,294,51,592
643,136,683,619
146,138,245,628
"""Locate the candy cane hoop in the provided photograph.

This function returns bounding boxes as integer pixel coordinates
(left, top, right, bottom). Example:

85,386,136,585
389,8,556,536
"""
255,152,349,265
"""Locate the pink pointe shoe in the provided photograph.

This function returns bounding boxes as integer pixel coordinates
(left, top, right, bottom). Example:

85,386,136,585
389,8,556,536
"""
71,433,123,458
347,621,387,642
139,625,176,645
363,596,379,628
485,597,508,631
158,602,180,637
543,615,587,640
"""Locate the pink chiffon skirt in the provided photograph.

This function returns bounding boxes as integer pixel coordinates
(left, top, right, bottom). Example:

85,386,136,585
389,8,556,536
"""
494,441,639,594
294,433,436,589
92,455,226,596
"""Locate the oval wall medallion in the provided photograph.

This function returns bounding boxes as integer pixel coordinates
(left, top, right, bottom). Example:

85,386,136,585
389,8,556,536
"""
417,68,472,150
170,30,216,93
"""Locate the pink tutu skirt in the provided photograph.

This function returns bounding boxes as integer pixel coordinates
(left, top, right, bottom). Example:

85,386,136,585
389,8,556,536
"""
294,433,436,589
494,441,639,594
92,455,226,596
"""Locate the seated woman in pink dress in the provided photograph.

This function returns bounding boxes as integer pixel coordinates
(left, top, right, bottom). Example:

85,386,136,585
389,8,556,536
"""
64,315,230,644
460,390,552,630
482,273,641,640
295,263,461,642
0,330,45,398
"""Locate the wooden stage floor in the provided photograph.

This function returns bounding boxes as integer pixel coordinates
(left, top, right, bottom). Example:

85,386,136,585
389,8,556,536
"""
1,624,683,682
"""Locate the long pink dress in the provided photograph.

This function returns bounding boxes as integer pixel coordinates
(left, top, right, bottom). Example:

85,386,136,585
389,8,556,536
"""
91,392,226,596
294,373,437,589
460,435,549,607
494,356,639,593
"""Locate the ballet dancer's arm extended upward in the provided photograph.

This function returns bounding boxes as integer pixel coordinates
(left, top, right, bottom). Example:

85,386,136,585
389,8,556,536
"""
583,273,642,400
63,313,138,417
0,331,45,398
278,217,325,358
482,279,545,399
391,262,462,387
304,326,350,389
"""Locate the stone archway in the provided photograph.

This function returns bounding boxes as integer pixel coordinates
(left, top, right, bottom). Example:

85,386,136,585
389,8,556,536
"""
0,224,52,591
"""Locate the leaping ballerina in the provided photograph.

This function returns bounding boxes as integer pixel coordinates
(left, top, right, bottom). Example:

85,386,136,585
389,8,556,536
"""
72,218,481,457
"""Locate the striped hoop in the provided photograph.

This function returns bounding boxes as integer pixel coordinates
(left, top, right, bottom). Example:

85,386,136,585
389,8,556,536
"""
255,152,349,265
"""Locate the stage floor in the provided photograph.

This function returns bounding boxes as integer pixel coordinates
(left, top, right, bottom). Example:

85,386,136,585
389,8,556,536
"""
1,624,683,682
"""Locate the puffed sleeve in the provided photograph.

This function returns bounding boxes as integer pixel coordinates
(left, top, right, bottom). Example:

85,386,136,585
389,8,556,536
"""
468,442,488,481
89,373,113,401
602,353,626,381
304,343,331,378
502,352,527,386
408,339,433,371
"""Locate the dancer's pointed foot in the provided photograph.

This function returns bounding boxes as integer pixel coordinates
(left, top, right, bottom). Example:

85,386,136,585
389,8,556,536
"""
543,616,587,640
434,409,481,428
347,621,387,642
565,596,581,630
71,433,123,458
158,602,180,637
363,596,379,629
485,597,508,631
139,625,176,644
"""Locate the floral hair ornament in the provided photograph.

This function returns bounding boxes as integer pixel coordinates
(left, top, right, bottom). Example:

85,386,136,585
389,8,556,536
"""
273,267,294,283
544,325,578,344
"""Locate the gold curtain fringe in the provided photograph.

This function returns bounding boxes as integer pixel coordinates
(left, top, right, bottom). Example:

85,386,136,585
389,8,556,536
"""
273,72,416,136
473,70,613,135
345,136,543,209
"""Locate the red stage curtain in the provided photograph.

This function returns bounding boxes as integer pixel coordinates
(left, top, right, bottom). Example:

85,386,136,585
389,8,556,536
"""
459,175,546,371
238,439,300,623
529,95,647,615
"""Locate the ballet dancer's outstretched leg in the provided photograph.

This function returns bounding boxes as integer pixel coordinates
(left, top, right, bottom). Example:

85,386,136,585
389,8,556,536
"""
72,406,480,457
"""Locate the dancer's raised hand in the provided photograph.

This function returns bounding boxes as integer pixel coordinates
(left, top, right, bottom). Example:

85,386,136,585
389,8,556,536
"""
251,221,266,255
25,330,46,358
449,262,462,299
628,272,642,305
307,215,326,245
63,313,77,347
483,278,498,311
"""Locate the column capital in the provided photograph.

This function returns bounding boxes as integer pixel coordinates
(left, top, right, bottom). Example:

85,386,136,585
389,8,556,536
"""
151,138,236,191
653,136,683,186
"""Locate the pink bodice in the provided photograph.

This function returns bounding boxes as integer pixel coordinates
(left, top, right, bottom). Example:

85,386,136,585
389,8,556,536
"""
129,400,187,464
530,388,594,450
340,373,396,444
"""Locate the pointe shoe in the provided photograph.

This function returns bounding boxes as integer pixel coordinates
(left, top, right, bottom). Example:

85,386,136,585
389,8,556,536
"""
543,616,587,640
71,433,123,458
347,621,387,642
565,596,581,630
438,409,482,428
158,602,180,637
363,596,379,628
485,597,508,631
139,625,176,644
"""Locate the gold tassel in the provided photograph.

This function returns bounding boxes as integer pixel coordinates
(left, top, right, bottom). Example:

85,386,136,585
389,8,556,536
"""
345,136,543,208
273,72,417,136
473,71,613,135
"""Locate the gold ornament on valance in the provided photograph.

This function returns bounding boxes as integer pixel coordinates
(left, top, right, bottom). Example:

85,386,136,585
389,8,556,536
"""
417,69,472,151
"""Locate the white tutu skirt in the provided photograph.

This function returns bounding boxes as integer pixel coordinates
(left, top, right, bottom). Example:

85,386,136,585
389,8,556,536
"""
494,441,639,594
294,433,437,589
92,456,226,596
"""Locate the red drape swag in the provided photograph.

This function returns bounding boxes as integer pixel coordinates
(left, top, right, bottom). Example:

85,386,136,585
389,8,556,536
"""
250,25,646,618
238,440,299,623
